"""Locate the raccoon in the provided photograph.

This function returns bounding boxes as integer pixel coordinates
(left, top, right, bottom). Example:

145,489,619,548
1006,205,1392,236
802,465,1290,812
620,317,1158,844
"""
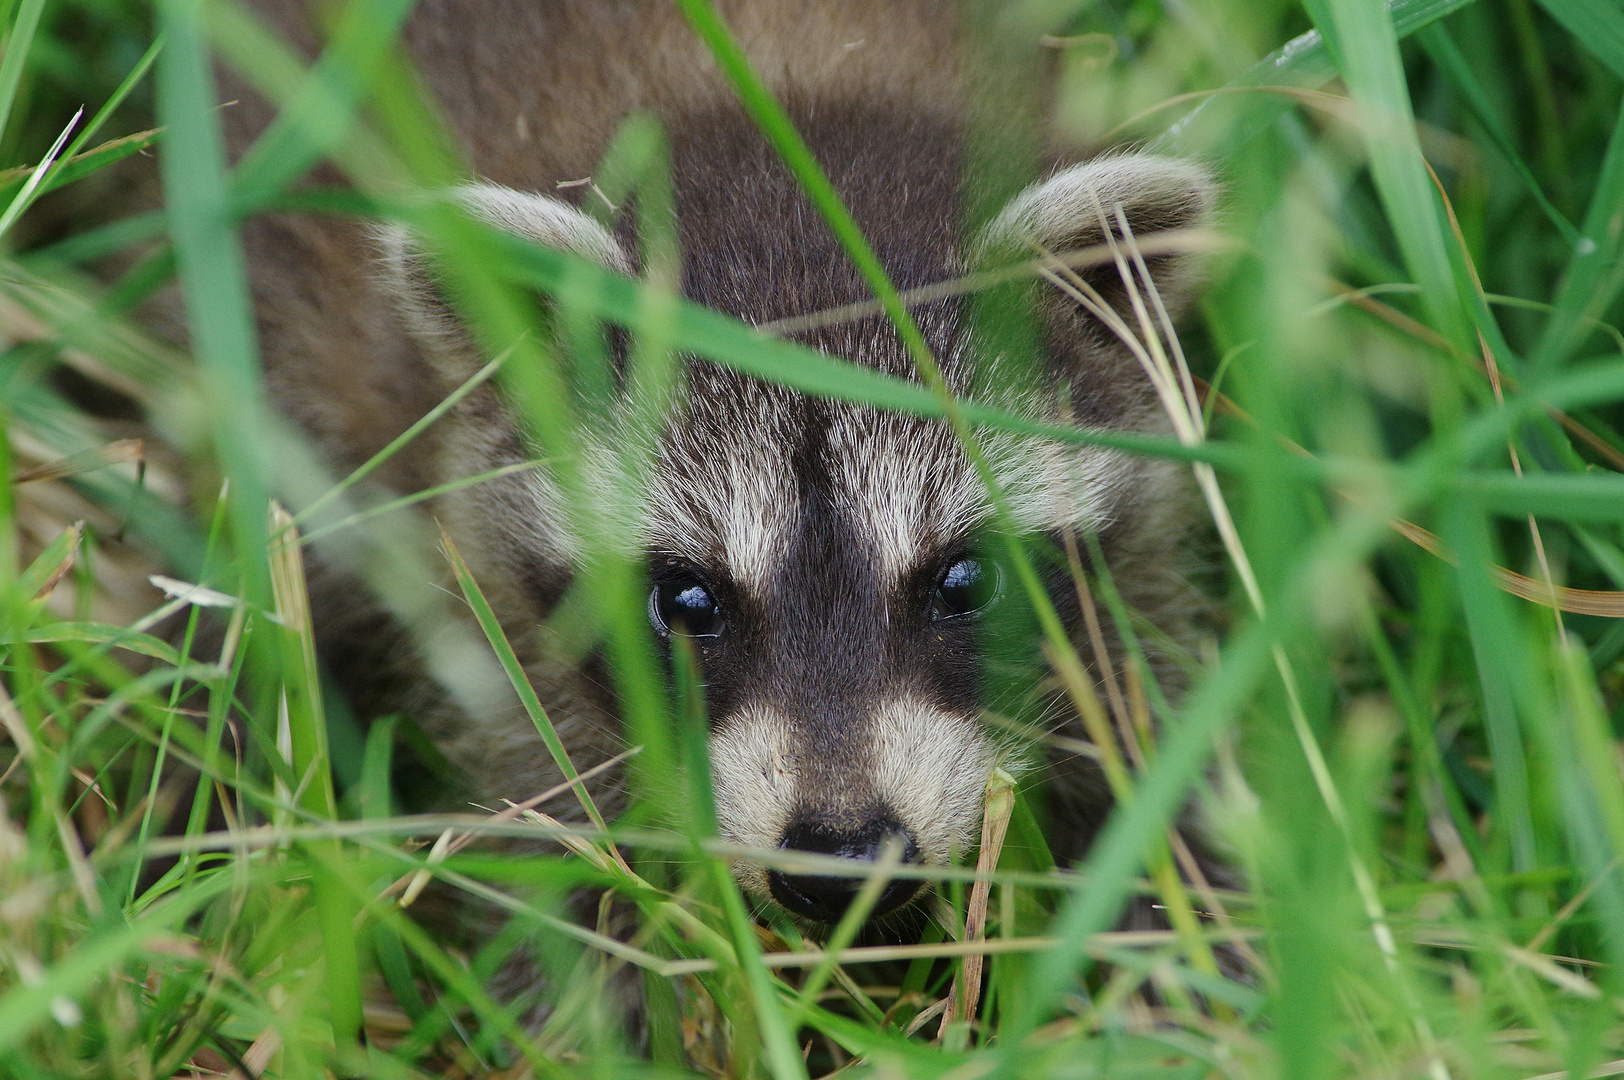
220,0,1216,928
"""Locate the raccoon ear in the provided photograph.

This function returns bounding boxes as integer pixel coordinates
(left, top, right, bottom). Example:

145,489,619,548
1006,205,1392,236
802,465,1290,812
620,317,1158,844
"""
374,182,632,377
982,154,1216,322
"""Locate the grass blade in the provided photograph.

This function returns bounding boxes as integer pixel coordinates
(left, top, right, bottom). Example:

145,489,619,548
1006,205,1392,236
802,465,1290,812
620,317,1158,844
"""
156,0,272,601
1533,0,1624,81
0,0,46,148
1532,104,1624,370
1305,0,1472,349
439,526,618,840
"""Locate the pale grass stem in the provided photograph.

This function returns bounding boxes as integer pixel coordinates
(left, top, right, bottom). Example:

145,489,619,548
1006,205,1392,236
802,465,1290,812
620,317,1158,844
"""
1057,527,1142,769
1048,634,1223,998
438,526,630,872
0,106,78,239
385,746,641,907
939,766,1017,1035
1037,204,1451,1080
288,345,515,532
1429,157,1568,631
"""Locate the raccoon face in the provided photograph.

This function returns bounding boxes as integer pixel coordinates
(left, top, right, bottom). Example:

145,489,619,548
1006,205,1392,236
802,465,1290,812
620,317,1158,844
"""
641,382,1012,921
377,154,1214,923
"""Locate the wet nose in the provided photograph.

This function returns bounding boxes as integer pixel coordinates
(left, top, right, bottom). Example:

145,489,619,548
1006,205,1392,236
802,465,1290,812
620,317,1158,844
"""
767,819,923,924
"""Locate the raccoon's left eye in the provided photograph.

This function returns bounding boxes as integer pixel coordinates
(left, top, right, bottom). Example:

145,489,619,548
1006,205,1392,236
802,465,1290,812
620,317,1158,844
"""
650,577,722,638
932,557,999,620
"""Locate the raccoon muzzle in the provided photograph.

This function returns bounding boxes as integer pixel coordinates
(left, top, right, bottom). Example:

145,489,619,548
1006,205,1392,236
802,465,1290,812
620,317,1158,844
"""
768,818,923,924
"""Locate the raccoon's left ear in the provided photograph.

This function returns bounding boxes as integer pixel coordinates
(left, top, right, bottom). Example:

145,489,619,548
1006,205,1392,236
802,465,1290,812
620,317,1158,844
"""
374,183,632,380
981,154,1216,322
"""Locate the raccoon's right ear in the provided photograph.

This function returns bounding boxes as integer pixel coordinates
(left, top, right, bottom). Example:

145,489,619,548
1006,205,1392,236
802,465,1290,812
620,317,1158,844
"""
980,154,1216,324
374,183,632,378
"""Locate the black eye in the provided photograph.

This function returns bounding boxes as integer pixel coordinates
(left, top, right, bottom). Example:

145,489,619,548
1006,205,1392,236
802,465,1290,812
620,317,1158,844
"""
933,557,999,620
649,576,722,638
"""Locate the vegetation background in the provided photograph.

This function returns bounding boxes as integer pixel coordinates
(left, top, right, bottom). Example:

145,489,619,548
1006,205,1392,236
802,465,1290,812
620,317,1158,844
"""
2,0,1623,1077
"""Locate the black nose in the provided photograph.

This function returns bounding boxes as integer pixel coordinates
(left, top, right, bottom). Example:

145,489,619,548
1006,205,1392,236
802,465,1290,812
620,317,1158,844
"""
767,819,923,924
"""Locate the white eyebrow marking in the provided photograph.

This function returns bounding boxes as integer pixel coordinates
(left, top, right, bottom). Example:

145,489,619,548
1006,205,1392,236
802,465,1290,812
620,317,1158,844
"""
635,390,802,592
824,409,1131,587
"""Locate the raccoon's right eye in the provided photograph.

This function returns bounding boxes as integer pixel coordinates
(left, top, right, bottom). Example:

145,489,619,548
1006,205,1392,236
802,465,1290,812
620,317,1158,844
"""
650,577,722,638
932,556,999,620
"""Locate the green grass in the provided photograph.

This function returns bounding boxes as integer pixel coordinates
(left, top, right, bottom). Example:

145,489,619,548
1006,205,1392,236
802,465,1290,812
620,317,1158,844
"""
5,0,1624,1077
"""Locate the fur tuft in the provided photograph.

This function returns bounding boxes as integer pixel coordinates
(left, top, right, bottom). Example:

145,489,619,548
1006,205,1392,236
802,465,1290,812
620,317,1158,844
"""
982,154,1217,318
373,183,631,377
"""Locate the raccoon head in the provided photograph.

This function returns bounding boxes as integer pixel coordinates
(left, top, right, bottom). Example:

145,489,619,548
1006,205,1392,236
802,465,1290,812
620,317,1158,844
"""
376,153,1214,924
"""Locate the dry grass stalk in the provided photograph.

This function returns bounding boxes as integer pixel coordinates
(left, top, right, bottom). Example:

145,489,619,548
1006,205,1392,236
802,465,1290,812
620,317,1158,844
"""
938,767,1017,1036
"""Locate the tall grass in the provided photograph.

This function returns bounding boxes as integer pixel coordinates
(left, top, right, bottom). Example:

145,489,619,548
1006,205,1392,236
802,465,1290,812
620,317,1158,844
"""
3,0,1624,1077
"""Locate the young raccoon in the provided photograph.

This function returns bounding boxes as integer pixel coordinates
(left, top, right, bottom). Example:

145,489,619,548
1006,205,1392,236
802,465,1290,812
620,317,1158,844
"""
223,0,1216,927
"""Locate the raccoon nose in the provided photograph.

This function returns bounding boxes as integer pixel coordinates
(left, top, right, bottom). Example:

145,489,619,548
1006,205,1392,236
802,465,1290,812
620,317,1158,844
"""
768,819,922,924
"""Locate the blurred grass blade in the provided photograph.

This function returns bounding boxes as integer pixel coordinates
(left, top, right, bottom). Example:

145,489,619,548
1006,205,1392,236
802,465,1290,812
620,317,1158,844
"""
15,624,183,666
1533,105,1624,370
1304,0,1471,349
268,505,364,1048
15,520,80,611
1460,470,1624,522
157,0,273,601
1446,501,1542,873
0,0,46,147
1553,640,1624,974
1533,0,1624,81
231,0,417,207
1162,0,1478,149
267,504,336,822
1012,614,1276,1035
1417,24,1576,243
